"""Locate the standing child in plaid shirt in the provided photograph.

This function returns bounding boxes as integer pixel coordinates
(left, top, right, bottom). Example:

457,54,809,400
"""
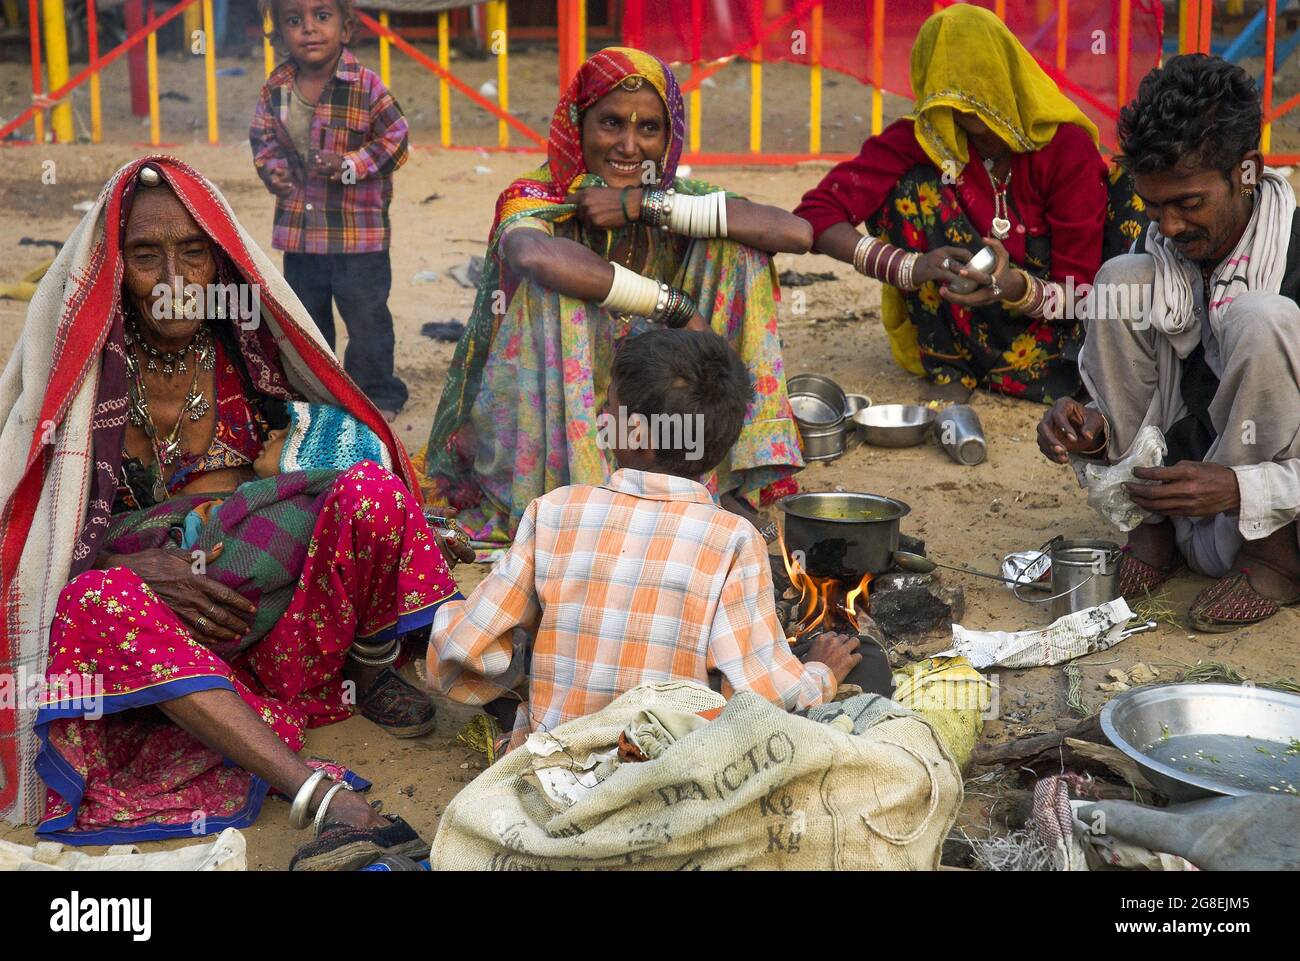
251,0,409,419
428,329,864,751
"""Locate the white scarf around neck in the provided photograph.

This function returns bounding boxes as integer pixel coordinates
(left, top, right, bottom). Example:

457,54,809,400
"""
1142,166,1296,358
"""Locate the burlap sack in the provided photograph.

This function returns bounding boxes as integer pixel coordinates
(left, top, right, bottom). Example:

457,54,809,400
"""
431,682,963,870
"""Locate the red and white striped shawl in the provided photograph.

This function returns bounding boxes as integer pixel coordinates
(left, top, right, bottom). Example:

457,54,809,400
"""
0,156,416,824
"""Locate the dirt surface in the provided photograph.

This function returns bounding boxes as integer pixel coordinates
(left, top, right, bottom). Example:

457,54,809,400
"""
2,44,1299,869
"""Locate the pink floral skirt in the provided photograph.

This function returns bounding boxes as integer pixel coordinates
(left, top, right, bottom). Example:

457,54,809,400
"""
35,463,461,843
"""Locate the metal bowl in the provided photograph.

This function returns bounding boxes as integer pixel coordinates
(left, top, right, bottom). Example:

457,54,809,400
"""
1101,683,1300,802
787,374,847,428
797,422,846,462
789,393,843,427
843,393,873,418
852,403,938,448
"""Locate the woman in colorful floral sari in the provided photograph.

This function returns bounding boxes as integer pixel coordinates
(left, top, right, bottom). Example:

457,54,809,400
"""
795,4,1144,403
0,157,462,869
422,47,812,556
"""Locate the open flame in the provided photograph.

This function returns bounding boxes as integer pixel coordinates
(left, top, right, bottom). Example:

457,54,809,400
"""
779,529,873,635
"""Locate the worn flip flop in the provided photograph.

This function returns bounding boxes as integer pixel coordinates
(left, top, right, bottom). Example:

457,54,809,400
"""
357,667,438,738
290,814,430,872
1187,569,1300,633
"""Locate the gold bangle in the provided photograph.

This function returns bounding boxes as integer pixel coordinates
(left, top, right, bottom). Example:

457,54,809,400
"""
1001,268,1038,312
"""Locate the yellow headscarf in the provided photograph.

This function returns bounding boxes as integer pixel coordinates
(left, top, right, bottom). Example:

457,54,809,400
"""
908,4,1098,170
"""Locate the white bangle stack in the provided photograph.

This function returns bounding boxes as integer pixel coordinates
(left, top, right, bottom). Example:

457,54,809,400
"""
666,190,728,238
601,261,665,317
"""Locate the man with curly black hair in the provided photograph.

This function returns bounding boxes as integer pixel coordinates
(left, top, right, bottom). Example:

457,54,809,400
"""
1037,54,1300,632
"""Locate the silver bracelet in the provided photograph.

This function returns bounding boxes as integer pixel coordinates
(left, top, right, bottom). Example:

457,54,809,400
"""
289,769,329,829
351,636,398,657
313,781,352,835
348,640,400,667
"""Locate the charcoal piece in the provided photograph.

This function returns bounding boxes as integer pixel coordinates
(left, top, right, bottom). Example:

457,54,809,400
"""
899,533,926,556
870,583,964,642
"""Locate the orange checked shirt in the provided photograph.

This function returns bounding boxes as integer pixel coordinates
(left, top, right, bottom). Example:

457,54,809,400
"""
428,469,836,750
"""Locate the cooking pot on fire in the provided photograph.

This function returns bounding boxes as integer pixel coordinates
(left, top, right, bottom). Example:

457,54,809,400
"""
777,492,911,579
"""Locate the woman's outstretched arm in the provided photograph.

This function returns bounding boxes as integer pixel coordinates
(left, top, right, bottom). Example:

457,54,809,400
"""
499,225,709,330
500,227,614,301
721,198,813,253
567,187,811,254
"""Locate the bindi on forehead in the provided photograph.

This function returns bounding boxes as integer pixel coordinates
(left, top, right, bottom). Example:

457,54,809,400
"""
594,87,665,123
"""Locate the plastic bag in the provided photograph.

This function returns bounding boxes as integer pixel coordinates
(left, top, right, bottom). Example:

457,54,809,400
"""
1084,425,1167,532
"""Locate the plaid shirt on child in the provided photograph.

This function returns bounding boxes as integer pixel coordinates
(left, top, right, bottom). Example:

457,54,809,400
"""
250,48,408,254
428,469,836,750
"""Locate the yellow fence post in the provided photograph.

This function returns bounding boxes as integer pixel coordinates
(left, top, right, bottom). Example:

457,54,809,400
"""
689,65,701,154
491,0,509,148
42,0,74,143
749,43,762,153
379,10,391,88
202,0,217,144
182,2,199,41
871,0,883,135
87,0,101,142
438,10,451,147
809,1,822,155
263,7,275,77
147,14,160,145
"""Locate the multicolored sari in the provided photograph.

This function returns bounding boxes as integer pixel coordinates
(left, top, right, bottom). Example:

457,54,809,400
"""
0,157,460,834
420,47,802,557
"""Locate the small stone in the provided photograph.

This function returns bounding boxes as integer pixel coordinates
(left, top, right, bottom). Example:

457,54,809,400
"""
1098,680,1130,693
459,762,469,769
1128,663,1158,684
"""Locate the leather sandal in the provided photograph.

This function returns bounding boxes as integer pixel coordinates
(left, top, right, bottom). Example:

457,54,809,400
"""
357,667,437,738
1117,551,1183,599
1188,558,1300,633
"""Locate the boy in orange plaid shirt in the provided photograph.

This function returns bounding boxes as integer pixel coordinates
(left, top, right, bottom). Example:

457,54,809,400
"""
428,329,862,750
251,0,409,419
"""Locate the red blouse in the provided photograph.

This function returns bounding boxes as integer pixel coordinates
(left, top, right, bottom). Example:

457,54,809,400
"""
793,118,1110,285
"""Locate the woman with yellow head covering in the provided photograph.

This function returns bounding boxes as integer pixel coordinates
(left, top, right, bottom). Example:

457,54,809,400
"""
422,48,813,556
795,4,1143,403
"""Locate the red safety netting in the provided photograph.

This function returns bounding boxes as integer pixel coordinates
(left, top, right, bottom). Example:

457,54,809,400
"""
622,0,1165,152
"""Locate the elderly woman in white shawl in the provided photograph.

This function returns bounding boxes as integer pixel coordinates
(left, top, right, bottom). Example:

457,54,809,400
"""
0,157,463,870
1038,55,1300,632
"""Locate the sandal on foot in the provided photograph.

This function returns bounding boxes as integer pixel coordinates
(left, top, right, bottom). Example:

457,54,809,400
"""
290,814,429,872
1188,572,1284,633
358,667,437,738
1118,552,1182,599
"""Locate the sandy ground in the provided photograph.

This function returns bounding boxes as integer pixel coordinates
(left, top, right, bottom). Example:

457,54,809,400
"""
1,44,1299,869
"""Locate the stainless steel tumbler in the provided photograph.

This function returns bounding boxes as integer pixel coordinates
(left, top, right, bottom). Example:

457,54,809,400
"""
935,404,987,466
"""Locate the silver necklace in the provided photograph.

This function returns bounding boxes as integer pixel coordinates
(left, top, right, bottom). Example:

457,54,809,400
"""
124,322,214,473
984,157,1012,240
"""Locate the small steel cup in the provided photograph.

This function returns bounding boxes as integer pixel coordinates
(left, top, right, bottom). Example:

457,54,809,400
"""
935,404,987,466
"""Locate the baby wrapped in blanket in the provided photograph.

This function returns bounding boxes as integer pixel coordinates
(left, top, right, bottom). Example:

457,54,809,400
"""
178,401,393,549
